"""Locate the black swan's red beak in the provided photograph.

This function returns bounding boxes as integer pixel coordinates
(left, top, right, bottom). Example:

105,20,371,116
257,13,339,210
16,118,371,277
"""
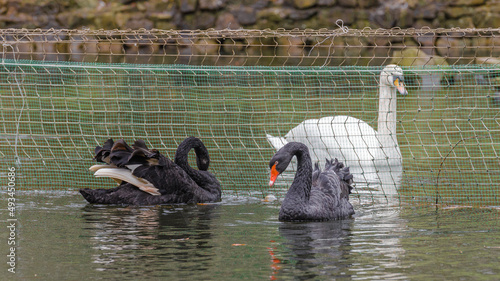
269,163,279,187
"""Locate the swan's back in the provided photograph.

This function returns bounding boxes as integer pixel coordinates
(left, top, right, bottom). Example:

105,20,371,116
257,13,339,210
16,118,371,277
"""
284,115,384,164
279,158,354,222
308,159,354,221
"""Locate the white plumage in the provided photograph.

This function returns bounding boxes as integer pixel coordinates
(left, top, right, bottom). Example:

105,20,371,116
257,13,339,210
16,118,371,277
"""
266,65,408,194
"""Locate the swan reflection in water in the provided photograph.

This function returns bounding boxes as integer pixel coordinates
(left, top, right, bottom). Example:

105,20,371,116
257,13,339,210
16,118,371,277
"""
81,204,218,273
276,201,409,280
277,220,354,279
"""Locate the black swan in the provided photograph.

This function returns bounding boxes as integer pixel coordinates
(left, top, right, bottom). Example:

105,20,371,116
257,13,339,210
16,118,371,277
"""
268,142,355,222
79,137,221,205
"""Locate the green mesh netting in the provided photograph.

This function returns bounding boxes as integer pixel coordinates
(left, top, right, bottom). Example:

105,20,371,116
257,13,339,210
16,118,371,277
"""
1,59,499,205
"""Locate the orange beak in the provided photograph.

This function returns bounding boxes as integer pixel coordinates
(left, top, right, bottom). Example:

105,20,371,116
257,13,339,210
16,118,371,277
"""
394,78,408,95
269,163,279,187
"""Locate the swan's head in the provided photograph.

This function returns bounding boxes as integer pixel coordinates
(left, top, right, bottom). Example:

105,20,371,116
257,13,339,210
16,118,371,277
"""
269,158,286,187
381,64,408,96
268,144,298,186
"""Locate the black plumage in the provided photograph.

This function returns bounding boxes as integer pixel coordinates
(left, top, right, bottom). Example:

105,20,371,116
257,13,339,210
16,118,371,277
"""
80,137,221,205
268,142,354,222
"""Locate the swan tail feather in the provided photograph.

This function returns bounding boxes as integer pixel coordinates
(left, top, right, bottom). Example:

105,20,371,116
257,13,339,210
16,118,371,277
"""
266,134,288,151
327,158,354,194
93,138,163,169
94,138,114,164
312,162,321,184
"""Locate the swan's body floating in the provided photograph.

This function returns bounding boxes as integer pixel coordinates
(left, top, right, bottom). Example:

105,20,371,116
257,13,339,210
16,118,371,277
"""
269,142,354,221
79,137,221,205
267,65,408,194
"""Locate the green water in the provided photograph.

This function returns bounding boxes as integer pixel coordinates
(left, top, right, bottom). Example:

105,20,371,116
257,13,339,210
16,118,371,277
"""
1,191,499,280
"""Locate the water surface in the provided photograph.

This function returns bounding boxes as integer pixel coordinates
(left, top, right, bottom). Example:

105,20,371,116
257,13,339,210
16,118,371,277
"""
1,191,499,280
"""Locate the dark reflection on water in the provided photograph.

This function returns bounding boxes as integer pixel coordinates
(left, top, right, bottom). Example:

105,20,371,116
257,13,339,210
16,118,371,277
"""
278,220,354,280
81,204,220,279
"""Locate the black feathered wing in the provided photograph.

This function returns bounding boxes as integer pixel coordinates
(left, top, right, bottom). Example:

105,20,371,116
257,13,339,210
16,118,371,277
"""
308,158,354,220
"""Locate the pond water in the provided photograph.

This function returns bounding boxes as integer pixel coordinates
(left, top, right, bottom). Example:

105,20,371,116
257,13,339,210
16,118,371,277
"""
1,191,499,280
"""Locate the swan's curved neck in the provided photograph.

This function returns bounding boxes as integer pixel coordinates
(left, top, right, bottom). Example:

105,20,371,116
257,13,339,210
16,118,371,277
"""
174,139,209,171
377,80,398,144
285,143,313,202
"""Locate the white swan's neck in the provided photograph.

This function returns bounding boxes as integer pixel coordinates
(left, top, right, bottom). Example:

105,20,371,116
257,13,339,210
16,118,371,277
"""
377,80,398,145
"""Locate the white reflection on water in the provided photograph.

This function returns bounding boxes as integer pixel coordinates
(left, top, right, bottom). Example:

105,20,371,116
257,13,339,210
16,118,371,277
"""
275,198,409,280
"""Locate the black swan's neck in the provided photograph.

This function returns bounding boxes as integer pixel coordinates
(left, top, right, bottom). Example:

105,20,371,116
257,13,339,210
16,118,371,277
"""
174,137,210,172
285,143,313,202
174,137,217,193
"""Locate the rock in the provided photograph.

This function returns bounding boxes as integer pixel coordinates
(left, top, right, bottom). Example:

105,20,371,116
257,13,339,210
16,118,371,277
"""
178,0,197,13
472,37,496,57
413,31,436,46
445,7,474,19
444,16,475,28
371,4,414,28
56,10,86,27
124,16,154,30
155,21,177,30
473,11,500,28
436,37,467,58
391,47,448,66
252,0,269,9
318,8,355,26
412,19,435,29
277,36,304,57
97,41,124,54
413,3,440,20
131,2,146,11
193,39,219,55
448,0,484,6
317,0,336,6
289,9,317,20
221,39,247,54
74,0,103,9
232,6,257,26
358,0,378,8
199,0,225,10
123,37,160,54
256,7,291,22
337,0,357,7
351,19,371,28
354,9,369,20
216,12,241,29
94,11,119,29
197,11,216,28
150,11,175,21
391,47,449,91
293,0,317,9
480,2,500,13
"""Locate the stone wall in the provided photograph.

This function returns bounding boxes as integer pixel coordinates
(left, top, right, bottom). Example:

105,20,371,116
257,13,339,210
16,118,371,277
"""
0,0,498,31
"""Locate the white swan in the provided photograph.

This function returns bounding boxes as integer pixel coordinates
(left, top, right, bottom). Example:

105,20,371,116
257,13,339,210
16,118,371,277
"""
266,65,408,194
